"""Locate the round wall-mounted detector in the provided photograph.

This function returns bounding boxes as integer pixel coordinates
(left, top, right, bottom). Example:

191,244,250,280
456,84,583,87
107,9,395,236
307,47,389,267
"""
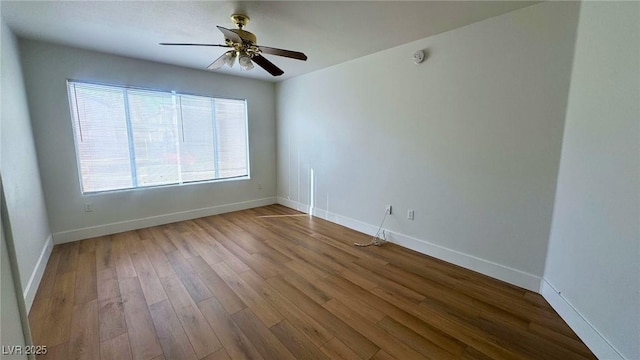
413,50,425,64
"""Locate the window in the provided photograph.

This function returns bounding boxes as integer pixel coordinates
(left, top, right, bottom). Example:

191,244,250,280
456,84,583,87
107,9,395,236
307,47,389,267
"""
67,81,249,193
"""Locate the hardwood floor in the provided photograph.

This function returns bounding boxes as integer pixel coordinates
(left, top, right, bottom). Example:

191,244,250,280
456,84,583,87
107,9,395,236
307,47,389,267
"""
29,205,595,360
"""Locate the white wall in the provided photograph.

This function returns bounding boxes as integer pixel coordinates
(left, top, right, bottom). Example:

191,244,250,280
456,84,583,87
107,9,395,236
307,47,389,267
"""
19,39,276,243
1,225,28,360
1,19,53,309
543,2,640,359
276,1,579,290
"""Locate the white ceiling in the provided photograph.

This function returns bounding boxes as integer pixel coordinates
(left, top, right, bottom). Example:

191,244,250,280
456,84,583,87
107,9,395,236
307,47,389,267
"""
1,1,538,82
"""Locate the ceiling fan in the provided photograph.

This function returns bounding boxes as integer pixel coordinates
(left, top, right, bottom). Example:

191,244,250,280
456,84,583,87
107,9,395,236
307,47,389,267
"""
160,14,307,76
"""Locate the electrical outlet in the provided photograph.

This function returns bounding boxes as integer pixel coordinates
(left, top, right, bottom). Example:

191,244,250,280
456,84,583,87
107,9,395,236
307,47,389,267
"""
258,182,263,189
84,202,93,212
408,209,415,220
386,205,392,214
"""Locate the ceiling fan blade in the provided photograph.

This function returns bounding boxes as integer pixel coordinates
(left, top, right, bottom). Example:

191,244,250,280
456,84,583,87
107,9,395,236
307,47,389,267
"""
258,46,307,61
252,54,284,76
159,43,230,47
216,26,243,43
207,52,230,70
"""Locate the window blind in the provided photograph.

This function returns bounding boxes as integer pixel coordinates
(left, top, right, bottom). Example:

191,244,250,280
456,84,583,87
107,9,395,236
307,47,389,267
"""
68,81,249,193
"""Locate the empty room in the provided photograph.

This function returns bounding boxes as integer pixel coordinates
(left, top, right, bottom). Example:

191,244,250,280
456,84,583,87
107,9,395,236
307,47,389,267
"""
1,1,638,359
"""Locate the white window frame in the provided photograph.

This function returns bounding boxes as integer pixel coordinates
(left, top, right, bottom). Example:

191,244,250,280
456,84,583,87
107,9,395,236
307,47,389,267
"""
67,80,250,194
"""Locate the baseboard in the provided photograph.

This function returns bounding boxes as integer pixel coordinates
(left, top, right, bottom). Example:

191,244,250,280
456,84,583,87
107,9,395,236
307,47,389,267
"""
311,206,382,239
540,279,625,359
387,229,541,292
23,234,53,312
277,197,541,292
53,197,277,244
277,197,310,214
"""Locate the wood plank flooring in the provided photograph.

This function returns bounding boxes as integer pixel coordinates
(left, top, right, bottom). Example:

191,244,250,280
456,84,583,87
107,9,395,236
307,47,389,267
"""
29,205,595,359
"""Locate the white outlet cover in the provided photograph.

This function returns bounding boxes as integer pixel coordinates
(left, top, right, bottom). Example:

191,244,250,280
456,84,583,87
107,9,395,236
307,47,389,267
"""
413,50,425,64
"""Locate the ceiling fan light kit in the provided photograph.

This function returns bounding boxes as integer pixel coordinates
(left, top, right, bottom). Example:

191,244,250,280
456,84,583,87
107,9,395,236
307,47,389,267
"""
160,13,307,76
224,51,236,67
238,51,254,71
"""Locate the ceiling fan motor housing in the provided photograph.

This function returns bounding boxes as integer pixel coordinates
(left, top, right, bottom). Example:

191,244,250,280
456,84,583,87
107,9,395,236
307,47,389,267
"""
231,29,257,44
229,14,257,46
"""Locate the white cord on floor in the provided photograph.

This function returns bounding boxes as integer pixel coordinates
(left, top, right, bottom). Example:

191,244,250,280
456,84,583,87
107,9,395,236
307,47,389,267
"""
354,209,389,247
